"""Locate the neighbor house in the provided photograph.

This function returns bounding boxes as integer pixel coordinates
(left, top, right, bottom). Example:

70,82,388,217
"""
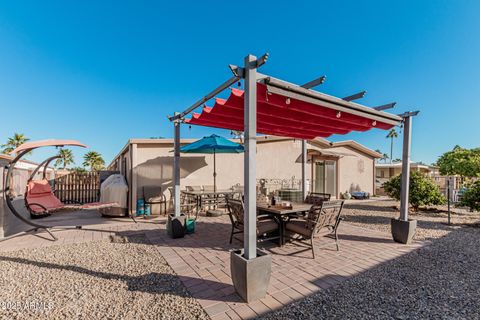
375,161,439,195
108,135,381,214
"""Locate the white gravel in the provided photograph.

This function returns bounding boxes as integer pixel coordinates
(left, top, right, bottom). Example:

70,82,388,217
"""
260,225,480,319
0,234,208,320
342,199,480,240
259,200,480,319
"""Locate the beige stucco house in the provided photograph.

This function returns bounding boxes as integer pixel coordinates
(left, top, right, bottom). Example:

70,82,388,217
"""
108,135,381,214
375,162,440,195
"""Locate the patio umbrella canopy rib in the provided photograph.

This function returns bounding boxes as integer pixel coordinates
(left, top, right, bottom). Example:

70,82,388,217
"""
185,83,399,139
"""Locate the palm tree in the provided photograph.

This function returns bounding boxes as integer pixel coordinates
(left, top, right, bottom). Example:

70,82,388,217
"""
374,149,383,163
386,128,398,164
382,153,389,163
54,149,75,169
83,151,105,171
1,133,30,155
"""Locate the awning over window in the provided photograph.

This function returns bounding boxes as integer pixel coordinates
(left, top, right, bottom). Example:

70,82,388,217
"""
185,83,401,140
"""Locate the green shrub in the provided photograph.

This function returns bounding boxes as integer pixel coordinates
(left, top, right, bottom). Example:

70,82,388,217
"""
460,181,480,212
383,171,446,211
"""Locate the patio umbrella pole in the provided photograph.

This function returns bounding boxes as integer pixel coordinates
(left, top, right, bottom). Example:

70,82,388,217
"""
301,140,307,199
179,134,243,214
213,148,217,192
213,148,217,209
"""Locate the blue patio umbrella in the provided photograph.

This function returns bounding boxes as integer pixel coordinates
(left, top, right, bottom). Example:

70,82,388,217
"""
180,134,244,191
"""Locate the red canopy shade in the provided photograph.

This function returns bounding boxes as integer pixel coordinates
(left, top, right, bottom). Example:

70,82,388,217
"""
185,83,398,139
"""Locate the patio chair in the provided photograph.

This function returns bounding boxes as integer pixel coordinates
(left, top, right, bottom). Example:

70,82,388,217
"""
305,192,331,205
226,198,280,245
284,200,344,259
143,186,167,216
168,187,196,214
185,185,202,191
25,179,116,219
201,185,217,209
289,192,332,219
231,184,244,200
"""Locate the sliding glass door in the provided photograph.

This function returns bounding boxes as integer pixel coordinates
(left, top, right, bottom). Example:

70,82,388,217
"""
313,160,336,196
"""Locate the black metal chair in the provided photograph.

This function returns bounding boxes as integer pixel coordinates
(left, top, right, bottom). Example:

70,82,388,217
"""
305,192,331,205
226,198,280,245
167,187,197,215
284,200,344,259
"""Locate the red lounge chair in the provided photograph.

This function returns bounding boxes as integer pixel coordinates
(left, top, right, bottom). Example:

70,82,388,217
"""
26,179,116,218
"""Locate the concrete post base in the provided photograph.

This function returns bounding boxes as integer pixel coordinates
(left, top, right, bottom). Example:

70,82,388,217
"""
167,213,186,239
391,218,417,244
230,249,271,303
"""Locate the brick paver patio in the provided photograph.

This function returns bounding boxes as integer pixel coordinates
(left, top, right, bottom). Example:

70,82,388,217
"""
146,215,422,319
0,210,423,319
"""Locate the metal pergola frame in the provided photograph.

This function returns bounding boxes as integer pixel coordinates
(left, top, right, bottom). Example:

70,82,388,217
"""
169,53,419,260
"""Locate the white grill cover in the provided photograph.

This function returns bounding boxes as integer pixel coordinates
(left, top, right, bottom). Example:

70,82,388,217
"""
100,174,128,209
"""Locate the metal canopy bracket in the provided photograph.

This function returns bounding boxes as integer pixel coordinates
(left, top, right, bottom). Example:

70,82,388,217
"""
342,91,367,102
374,102,397,111
398,110,420,118
256,53,269,68
301,76,326,89
229,64,244,78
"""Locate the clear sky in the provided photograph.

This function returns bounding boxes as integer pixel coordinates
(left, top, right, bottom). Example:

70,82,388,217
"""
1,1,479,166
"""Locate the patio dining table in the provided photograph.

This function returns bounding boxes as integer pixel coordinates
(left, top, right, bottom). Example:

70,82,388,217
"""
181,189,242,216
257,202,312,246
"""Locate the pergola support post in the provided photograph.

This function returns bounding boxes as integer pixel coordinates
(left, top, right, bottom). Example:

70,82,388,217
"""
244,54,258,260
230,54,271,303
399,115,412,221
301,140,308,200
391,112,418,244
173,119,181,217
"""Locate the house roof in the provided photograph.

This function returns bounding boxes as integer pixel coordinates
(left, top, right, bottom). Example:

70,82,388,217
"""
0,153,55,171
0,154,12,161
108,135,382,167
375,162,437,169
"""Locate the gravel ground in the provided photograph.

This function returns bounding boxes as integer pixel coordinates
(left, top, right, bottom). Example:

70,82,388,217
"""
342,199,480,240
0,234,208,320
261,226,480,319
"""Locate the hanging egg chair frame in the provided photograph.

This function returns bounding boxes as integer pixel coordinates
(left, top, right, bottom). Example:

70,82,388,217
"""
1,140,87,242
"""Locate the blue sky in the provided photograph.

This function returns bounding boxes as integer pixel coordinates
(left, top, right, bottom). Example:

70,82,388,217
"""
1,1,479,166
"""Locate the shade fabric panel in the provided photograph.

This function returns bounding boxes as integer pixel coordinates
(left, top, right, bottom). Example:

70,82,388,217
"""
185,83,397,139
